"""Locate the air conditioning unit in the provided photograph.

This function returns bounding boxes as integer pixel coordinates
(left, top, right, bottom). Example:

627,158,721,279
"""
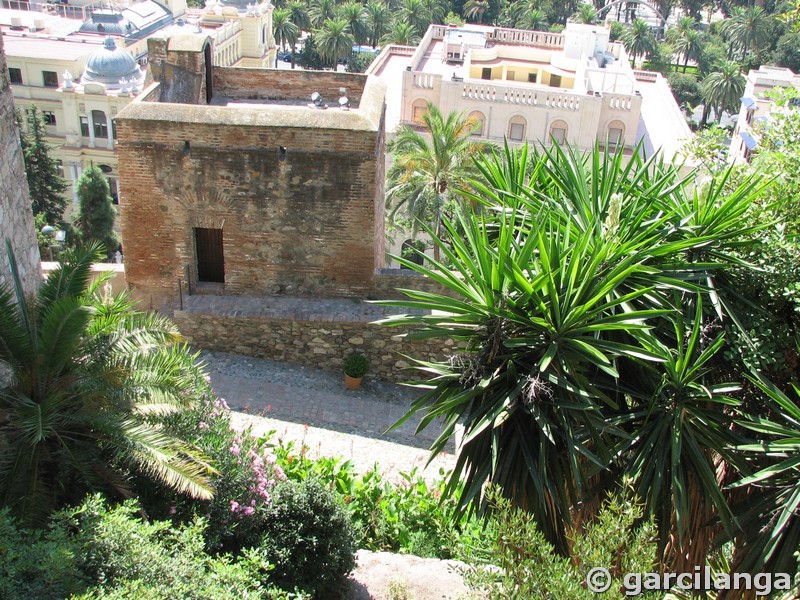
33,18,45,30
10,16,23,29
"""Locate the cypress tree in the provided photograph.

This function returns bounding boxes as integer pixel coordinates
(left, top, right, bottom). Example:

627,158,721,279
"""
76,163,119,259
19,107,68,225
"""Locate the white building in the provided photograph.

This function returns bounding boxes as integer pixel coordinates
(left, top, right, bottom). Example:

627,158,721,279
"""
731,66,800,165
369,23,663,152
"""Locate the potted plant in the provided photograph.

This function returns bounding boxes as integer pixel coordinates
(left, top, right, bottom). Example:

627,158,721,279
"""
343,352,369,390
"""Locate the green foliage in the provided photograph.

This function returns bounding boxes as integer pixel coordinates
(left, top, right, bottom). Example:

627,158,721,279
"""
256,479,355,599
76,164,119,259
0,495,280,600
679,125,730,172
377,141,768,567
0,245,214,525
296,35,325,70
18,106,68,226
622,18,657,64
667,71,702,111
345,51,375,73
463,485,661,599
773,30,800,71
343,352,369,377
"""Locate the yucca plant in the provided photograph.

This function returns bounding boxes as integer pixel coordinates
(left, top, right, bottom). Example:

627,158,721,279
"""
0,242,215,525
378,141,767,565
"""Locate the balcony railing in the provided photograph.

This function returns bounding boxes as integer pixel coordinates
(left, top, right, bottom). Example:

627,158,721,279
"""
460,82,583,110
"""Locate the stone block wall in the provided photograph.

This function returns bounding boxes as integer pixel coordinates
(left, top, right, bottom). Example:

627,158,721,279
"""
0,35,40,297
172,310,456,382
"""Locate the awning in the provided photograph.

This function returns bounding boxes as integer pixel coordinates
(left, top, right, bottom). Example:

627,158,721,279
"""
739,130,758,150
740,96,758,110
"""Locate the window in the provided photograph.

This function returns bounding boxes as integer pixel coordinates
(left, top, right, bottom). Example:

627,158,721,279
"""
111,120,117,140
481,67,492,80
607,121,625,148
550,120,568,145
92,110,108,139
42,111,56,126
80,116,90,137
467,111,485,137
55,160,65,178
528,73,537,83
42,70,58,87
108,177,119,205
8,68,22,84
411,99,428,124
550,74,562,88
508,116,526,141
507,70,515,81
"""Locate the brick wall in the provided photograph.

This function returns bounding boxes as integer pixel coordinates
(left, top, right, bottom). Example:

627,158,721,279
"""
172,309,455,382
213,67,367,105
0,35,40,297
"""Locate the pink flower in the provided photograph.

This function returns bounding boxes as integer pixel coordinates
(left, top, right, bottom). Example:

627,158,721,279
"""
198,421,209,429
230,443,241,456
230,500,240,512
242,506,255,516
168,506,177,515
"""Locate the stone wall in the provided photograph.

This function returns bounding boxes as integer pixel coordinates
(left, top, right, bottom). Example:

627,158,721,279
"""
0,35,40,297
172,309,455,382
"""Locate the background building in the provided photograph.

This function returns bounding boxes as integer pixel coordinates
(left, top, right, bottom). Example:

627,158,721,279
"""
2,0,274,220
732,66,800,165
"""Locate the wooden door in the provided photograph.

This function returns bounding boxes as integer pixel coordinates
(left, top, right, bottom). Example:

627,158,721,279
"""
195,227,224,283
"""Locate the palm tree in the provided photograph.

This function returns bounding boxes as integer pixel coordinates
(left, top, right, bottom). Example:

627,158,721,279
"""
400,0,431,37
463,0,488,23
516,8,548,31
273,8,301,67
316,18,355,66
365,0,390,48
422,0,449,25
310,0,337,29
721,6,772,61
0,244,215,525
700,61,745,126
622,18,656,66
380,21,420,46
386,103,490,261
572,2,597,23
338,1,369,47
671,28,703,73
287,0,312,32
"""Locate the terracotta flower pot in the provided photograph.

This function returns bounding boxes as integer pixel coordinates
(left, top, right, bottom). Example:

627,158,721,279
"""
344,374,363,390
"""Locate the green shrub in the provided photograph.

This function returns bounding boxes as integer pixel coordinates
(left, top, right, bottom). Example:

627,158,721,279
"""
463,484,660,599
0,495,286,599
343,352,369,378
257,479,356,599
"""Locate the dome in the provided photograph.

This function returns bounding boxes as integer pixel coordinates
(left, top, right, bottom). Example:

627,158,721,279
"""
82,37,141,86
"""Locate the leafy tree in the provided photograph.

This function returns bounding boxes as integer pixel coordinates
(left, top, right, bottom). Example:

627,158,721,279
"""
622,18,657,66
699,60,745,126
721,6,773,61
366,0,390,47
296,34,326,69
572,2,598,23
76,163,119,259
0,244,215,525
423,0,450,25
386,103,490,261
380,21,421,45
316,18,355,66
380,142,767,569
400,0,432,36
678,124,730,172
667,71,702,111
309,0,337,29
772,30,800,72
346,51,376,72
18,107,68,227
339,1,369,46
272,8,300,66
287,0,311,31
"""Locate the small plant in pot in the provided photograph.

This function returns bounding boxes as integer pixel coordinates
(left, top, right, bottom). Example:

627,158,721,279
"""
343,352,369,390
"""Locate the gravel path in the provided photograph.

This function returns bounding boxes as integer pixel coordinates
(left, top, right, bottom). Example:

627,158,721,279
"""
202,351,457,482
